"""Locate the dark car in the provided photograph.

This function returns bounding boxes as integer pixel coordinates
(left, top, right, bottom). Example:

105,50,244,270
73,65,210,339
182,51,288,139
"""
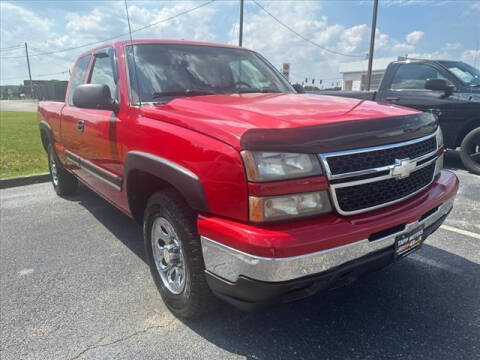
316,59,480,174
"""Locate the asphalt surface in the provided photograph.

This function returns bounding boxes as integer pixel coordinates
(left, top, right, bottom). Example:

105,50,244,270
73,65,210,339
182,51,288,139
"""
1,151,479,360
0,100,38,112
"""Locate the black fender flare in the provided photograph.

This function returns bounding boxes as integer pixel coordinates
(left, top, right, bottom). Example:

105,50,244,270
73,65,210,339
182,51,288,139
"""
124,151,210,216
39,120,54,152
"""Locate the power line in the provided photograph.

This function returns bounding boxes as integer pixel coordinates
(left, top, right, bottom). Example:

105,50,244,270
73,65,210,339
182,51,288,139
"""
29,46,76,66
252,0,365,58
0,0,215,60
0,44,24,52
1,70,69,82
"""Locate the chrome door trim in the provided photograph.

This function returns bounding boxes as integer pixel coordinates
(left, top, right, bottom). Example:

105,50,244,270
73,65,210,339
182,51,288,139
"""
66,151,122,191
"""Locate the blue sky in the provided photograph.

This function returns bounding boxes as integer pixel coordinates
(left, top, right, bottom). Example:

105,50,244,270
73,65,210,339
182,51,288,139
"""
1,0,479,86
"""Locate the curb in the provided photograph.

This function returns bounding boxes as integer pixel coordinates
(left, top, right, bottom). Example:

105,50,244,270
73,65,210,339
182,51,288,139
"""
0,173,50,189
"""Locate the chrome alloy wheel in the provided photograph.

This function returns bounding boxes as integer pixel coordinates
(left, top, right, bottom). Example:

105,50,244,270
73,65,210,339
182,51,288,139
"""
49,150,59,187
151,217,186,294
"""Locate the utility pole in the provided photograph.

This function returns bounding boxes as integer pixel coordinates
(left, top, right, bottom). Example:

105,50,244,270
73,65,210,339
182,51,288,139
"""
239,0,244,47
24,42,34,98
366,0,378,91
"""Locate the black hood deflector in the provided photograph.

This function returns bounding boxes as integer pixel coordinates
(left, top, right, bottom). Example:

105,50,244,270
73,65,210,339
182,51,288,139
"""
240,112,438,153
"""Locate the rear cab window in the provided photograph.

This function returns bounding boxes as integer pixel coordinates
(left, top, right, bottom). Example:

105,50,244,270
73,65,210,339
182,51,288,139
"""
68,55,91,105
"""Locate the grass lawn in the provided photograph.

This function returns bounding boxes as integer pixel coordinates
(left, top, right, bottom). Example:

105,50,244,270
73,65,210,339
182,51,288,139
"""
0,111,48,178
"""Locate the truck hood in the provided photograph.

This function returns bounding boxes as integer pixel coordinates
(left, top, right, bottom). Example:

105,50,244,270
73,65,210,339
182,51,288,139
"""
140,93,437,152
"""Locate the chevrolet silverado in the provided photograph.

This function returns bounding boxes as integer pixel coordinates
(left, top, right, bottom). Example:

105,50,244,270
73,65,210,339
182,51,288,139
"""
38,40,458,318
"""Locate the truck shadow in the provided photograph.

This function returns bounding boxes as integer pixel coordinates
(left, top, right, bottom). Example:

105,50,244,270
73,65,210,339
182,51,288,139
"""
182,246,479,360
65,185,147,262
68,184,478,360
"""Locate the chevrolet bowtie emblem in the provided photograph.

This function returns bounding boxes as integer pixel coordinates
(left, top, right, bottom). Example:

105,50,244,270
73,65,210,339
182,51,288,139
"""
391,158,417,179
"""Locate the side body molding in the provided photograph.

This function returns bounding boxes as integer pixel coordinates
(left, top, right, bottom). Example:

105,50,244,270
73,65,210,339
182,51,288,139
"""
124,151,210,214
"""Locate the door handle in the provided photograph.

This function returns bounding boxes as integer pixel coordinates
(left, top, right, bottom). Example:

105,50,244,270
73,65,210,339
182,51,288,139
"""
385,97,400,102
77,119,84,132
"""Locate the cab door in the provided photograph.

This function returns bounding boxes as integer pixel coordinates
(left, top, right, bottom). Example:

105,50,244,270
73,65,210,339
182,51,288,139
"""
378,62,463,145
68,48,124,202
61,54,92,170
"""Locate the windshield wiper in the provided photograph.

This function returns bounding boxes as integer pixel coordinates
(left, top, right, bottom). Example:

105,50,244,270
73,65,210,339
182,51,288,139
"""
235,87,282,94
152,89,217,99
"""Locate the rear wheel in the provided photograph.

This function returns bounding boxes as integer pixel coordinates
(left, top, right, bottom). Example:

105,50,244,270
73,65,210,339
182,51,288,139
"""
48,144,77,196
143,189,217,318
460,127,480,175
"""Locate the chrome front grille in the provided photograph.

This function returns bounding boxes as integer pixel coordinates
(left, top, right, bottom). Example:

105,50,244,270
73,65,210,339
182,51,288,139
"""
326,137,436,175
320,132,440,216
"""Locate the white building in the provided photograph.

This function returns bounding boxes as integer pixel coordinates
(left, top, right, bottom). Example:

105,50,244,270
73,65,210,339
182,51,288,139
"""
339,57,398,91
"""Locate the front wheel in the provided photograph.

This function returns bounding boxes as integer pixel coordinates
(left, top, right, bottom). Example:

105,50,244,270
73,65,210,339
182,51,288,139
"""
47,144,77,196
460,127,480,175
143,189,217,318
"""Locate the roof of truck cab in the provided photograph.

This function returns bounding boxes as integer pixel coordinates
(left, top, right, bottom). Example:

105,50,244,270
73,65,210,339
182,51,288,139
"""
77,39,244,59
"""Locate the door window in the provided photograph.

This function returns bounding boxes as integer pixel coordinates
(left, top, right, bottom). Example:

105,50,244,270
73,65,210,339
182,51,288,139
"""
391,64,446,90
89,54,117,100
68,55,91,105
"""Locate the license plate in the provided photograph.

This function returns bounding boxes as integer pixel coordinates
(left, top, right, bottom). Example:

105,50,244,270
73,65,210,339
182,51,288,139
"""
395,225,424,257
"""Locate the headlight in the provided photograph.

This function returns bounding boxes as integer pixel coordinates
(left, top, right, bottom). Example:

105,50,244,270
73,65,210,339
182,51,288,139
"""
241,151,322,182
434,127,444,177
436,126,444,148
249,191,332,222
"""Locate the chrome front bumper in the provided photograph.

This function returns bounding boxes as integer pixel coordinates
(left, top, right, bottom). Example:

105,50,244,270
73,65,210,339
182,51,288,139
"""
201,197,454,283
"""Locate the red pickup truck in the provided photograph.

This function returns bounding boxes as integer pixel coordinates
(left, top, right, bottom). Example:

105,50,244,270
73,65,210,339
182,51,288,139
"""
38,40,458,318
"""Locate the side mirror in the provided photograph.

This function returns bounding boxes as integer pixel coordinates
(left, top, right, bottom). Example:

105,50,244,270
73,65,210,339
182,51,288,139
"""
73,84,119,112
425,79,455,93
292,84,305,93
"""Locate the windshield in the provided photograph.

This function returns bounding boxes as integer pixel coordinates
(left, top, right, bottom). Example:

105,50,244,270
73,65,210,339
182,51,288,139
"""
126,44,294,103
439,61,480,86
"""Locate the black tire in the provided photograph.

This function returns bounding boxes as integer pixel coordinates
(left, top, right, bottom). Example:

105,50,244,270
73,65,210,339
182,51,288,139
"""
460,127,480,175
47,144,78,196
143,189,217,318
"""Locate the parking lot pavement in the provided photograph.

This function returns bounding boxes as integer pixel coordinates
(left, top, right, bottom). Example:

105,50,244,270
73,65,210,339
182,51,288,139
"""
0,100,38,112
1,157,479,360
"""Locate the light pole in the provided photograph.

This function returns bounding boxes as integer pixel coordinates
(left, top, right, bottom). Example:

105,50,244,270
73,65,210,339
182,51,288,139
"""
239,0,244,47
366,0,378,91
25,42,34,98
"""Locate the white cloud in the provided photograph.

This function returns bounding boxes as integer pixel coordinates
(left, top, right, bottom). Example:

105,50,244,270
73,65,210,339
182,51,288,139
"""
461,49,480,65
231,1,359,83
0,2,52,44
0,1,221,84
0,1,474,87
406,30,424,44
125,1,218,41
444,42,461,51
65,8,110,33
376,32,390,49
392,43,415,54
339,24,370,55
381,0,456,7
389,30,424,56
471,2,480,11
